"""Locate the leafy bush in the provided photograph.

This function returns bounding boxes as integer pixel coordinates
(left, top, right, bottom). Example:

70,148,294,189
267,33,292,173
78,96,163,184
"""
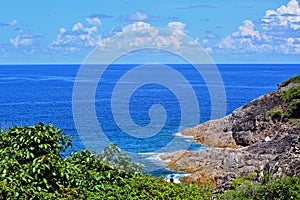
0,122,73,195
287,100,300,118
280,85,300,102
281,75,300,87
1,123,299,199
0,123,212,199
218,176,300,200
231,172,256,189
268,109,286,121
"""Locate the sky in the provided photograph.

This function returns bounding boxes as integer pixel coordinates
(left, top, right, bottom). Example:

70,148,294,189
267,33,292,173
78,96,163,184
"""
1,0,300,64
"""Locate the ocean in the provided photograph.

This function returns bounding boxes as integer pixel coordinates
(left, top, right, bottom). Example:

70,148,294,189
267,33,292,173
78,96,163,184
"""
0,64,299,177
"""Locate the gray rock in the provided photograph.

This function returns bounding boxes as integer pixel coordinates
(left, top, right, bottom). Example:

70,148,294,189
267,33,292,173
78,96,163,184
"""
161,81,300,191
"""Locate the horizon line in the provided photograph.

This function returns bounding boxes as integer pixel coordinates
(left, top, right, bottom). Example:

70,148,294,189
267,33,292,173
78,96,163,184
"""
1,63,300,66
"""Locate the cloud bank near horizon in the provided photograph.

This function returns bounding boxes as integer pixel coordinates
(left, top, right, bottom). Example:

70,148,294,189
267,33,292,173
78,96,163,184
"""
213,0,300,55
1,0,300,63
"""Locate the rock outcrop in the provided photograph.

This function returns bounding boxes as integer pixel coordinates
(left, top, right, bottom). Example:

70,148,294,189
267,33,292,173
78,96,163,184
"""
161,76,300,190
181,116,240,148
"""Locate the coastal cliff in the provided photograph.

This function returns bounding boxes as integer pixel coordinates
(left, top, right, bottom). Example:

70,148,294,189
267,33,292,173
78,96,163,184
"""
161,75,300,190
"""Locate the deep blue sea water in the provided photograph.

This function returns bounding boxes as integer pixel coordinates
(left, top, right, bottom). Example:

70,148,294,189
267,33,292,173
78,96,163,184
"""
0,64,299,176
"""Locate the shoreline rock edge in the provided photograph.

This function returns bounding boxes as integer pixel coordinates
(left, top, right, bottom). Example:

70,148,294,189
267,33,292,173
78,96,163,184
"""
161,78,300,190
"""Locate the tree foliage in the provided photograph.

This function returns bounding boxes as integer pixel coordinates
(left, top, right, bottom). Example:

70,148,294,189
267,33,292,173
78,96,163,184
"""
0,123,212,199
1,123,299,199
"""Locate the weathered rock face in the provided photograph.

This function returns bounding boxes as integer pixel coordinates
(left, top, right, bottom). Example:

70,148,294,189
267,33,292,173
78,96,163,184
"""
161,79,300,190
181,116,240,148
228,92,285,146
182,92,294,147
162,127,300,189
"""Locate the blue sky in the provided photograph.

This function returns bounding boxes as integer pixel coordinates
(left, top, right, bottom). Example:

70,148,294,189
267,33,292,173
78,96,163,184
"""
1,0,300,64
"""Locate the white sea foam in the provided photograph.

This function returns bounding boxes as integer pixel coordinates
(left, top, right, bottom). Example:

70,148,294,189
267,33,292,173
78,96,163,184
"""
164,173,191,184
174,132,193,138
0,76,75,83
138,152,164,162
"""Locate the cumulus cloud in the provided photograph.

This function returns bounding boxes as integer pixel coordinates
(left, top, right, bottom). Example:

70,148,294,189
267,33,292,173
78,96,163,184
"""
120,11,159,22
51,18,194,56
262,0,300,30
214,0,300,54
85,17,102,26
50,21,99,51
95,21,201,58
168,22,185,31
6,29,46,59
48,16,203,63
10,30,33,47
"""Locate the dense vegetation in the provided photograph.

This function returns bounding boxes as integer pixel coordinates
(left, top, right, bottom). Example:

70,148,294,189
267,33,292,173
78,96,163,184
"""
280,75,300,87
0,123,212,199
0,123,299,199
280,85,300,102
217,175,300,200
269,77,300,121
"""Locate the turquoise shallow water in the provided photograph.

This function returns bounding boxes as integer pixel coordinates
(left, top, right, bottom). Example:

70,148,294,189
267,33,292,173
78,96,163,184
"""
0,64,299,175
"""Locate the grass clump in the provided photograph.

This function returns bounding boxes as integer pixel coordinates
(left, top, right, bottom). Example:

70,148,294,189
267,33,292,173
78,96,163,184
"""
218,176,300,200
280,85,300,102
289,119,300,127
231,172,257,189
281,75,300,87
268,109,286,121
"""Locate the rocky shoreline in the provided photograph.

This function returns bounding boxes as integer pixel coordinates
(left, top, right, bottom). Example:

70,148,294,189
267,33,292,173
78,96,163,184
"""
161,76,300,191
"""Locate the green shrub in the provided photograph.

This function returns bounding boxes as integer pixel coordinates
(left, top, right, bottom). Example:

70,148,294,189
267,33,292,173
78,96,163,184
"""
1,123,299,199
281,75,300,87
286,100,300,119
231,172,257,189
289,118,297,124
218,176,300,200
0,123,213,199
268,109,286,120
280,85,300,102
288,118,300,127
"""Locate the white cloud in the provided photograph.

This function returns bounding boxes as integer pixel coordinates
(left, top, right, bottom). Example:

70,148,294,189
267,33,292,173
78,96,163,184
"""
234,20,261,40
216,20,264,53
10,30,33,47
120,11,159,22
60,28,66,33
214,0,300,54
88,21,206,64
122,21,153,32
97,21,192,51
85,17,102,26
50,18,200,61
262,0,300,30
50,21,99,51
72,22,84,31
51,19,192,54
167,22,186,35
128,11,148,21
